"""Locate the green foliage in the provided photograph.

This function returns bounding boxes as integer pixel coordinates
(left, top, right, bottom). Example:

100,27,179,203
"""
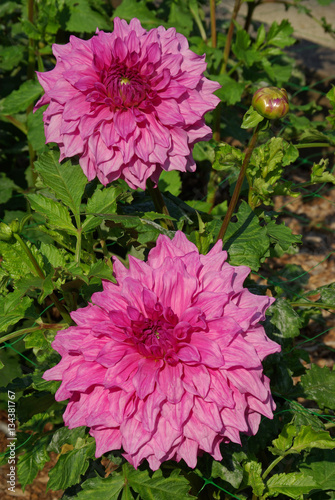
300,364,335,410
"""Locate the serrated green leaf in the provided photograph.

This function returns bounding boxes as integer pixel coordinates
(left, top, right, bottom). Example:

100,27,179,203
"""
34,151,87,217
270,423,297,456
267,20,295,48
265,220,302,254
210,74,246,105
241,106,264,129
0,294,36,334
300,449,335,490
291,426,335,454
300,365,335,410
27,193,77,234
18,392,57,424
1,80,42,115
232,29,262,66
76,474,125,499
268,298,302,341
83,185,123,233
27,107,48,153
0,238,46,282
17,434,51,491
64,0,111,32
47,437,96,491
39,242,67,269
213,143,244,172
265,472,318,499
0,44,25,71
214,201,270,271
211,456,244,489
112,0,159,29
158,170,182,197
311,159,335,185
124,464,194,500
243,461,265,496
0,173,20,204
88,260,114,281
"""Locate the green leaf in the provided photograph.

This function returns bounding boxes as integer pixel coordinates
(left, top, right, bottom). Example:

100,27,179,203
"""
217,201,270,271
83,185,123,233
265,220,302,254
265,472,318,499
311,159,335,185
213,143,244,172
158,170,182,197
34,151,87,217
270,423,297,456
300,364,335,410
17,434,51,491
243,461,265,497
267,20,295,48
268,298,302,341
0,173,20,204
124,464,194,500
27,107,48,153
39,242,67,269
47,428,96,491
1,80,42,115
76,474,125,499
88,260,114,281
27,193,77,234
0,238,45,282
0,293,37,334
0,44,25,71
210,74,245,106
241,106,264,129
211,453,244,489
64,0,111,32
300,449,335,490
112,0,159,29
232,29,262,66
17,392,57,423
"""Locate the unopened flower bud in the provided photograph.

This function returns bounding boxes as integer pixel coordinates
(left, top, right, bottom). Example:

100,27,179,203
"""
252,87,289,120
9,219,20,234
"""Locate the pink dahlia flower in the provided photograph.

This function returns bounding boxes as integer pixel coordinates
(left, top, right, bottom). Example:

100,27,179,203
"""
44,231,280,470
34,18,220,189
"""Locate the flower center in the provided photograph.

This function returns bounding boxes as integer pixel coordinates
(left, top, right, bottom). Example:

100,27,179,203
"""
87,64,149,109
130,307,179,361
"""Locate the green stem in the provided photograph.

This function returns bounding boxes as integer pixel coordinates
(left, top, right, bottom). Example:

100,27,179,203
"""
294,143,331,149
210,0,217,48
3,115,28,135
190,3,207,42
146,179,175,231
213,0,242,142
262,455,285,481
221,0,242,74
13,233,72,323
75,226,82,264
290,301,335,310
0,323,68,345
216,123,260,242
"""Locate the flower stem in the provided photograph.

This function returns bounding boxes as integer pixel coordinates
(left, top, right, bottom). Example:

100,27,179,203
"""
0,323,68,345
13,233,72,323
221,0,242,75
290,301,335,310
294,142,330,149
262,454,285,481
210,0,217,48
146,178,175,231
75,226,82,264
216,124,260,243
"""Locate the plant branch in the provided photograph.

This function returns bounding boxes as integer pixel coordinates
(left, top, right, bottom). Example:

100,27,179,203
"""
0,323,68,345
221,0,242,74
216,123,260,242
13,233,72,323
290,301,335,310
210,0,217,48
146,178,175,231
262,454,285,480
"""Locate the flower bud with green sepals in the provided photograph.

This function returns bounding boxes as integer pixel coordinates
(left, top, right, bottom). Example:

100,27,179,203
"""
252,87,289,120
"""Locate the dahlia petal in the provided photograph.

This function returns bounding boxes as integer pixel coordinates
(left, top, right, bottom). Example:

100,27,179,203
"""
193,397,223,432
120,418,151,454
66,362,106,391
182,364,210,398
155,98,184,126
91,427,122,457
177,438,199,468
132,357,163,399
161,394,194,431
141,391,166,432
157,363,184,403
190,332,224,368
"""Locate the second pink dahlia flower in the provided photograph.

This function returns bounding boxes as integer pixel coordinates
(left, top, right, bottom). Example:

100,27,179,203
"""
44,232,280,470
34,18,220,189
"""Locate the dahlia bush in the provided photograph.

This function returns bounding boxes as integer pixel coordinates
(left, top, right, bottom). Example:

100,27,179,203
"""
44,231,280,470
34,17,220,189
